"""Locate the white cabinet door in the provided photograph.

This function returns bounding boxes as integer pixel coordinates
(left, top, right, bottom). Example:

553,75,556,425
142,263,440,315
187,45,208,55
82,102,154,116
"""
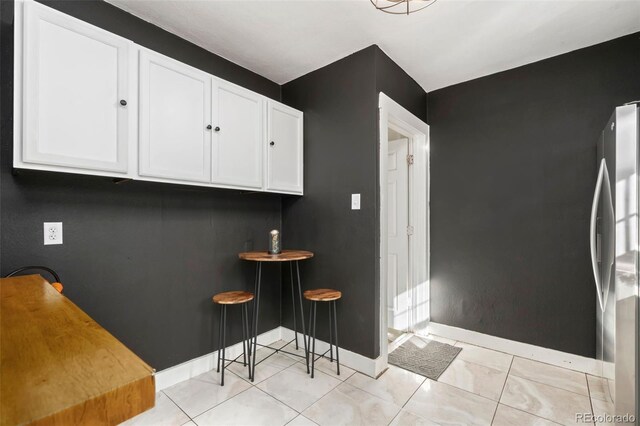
139,51,212,182
22,1,131,173
211,81,263,189
266,101,303,194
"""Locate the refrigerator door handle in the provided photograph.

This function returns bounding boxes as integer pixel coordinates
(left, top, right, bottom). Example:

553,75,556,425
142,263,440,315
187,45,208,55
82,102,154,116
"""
601,160,614,311
590,158,606,312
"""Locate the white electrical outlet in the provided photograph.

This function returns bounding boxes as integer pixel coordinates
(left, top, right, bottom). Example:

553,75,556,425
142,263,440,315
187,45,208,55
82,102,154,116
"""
44,222,63,245
351,193,361,210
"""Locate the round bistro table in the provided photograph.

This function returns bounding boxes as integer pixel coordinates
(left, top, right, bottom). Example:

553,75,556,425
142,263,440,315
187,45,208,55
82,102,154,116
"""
238,250,314,381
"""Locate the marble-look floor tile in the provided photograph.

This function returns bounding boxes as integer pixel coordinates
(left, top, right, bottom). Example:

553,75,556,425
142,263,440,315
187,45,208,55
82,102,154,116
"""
404,378,497,426
509,358,589,396
587,375,612,402
425,334,457,345
591,397,615,426
257,364,341,412
280,339,309,360
438,358,508,401
454,342,513,372
492,404,560,426
231,347,298,384
345,365,425,406
303,382,401,426
389,409,440,426
163,370,251,418
120,392,189,426
298,356,356,381
256,343,303,364
193,387,297,426
286,414,318,426
500,375,592,425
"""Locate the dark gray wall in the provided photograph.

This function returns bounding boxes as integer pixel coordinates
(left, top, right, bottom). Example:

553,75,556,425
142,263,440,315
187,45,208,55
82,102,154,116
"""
375,47,426,119
281,46,426,359
1,0,282,370
428,33,640,357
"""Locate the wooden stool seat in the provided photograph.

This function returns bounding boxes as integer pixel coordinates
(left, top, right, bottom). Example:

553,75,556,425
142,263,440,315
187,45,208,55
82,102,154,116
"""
212,291,254,305
304,289,342,302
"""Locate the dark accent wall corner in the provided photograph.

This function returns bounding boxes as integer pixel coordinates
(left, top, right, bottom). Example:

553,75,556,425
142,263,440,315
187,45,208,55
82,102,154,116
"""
1,0,282,370
280,45,426,359
427,32,640,357
374,46,427,119
281,46,380,358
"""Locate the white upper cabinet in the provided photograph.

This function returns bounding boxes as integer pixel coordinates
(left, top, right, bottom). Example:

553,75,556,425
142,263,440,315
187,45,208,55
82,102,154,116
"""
22,1,131,173
16,2,303,194
267,101,303,194
139,50,212,183
211,81,263,189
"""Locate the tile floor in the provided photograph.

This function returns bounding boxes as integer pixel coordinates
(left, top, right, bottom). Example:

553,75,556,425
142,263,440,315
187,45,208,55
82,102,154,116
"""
121,336,613,426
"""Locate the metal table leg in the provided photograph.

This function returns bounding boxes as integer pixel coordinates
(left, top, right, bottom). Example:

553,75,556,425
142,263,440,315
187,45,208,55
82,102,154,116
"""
290,263,298,349
295,260,310,373
250,262,262,382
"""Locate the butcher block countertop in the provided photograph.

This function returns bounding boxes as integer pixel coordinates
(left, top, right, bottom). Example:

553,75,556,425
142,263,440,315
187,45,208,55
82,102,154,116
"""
0,275,155,426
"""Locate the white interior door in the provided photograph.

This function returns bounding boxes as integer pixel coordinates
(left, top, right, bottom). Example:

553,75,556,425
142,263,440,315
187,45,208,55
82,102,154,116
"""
387,138,410,332
23,1,130,173
139,50,212,182
211,81,263,189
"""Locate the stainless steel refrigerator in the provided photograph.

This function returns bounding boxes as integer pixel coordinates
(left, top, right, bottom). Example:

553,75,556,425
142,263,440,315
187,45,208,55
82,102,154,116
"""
591,103,639,424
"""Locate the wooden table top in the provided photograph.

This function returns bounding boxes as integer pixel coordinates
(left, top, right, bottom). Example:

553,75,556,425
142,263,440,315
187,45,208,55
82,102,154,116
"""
1,275,155,426
238,250,314,262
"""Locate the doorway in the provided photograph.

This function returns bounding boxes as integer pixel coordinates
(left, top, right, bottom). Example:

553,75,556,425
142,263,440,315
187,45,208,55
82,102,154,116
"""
377,93,430,375
387,132,410,346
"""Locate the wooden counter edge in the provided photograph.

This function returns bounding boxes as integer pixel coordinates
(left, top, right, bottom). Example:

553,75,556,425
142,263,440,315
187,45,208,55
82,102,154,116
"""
27,375,155,426
0,276,157,426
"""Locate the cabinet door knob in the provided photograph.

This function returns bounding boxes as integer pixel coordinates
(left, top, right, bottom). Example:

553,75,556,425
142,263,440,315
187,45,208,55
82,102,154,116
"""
120,99,127,106
270,141,275,146
214,126,221,132
207,125,212,130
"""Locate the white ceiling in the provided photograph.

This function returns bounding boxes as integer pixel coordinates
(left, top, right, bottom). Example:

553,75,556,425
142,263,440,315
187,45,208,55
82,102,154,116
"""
106,0,640,92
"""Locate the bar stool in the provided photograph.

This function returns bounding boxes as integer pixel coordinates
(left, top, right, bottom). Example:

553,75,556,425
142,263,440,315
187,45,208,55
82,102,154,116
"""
212,290,254,386
304,288,341,378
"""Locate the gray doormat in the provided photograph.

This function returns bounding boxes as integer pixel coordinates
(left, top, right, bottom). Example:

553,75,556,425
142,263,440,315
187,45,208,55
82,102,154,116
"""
388,336,462,380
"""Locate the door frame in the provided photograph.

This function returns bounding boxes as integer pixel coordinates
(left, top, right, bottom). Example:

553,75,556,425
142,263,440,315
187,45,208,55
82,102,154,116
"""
376,93,430,375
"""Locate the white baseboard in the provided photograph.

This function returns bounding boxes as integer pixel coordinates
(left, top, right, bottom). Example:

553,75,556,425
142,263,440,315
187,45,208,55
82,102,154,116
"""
427,322,601,376
156,322,600,391
154,327,282,391
155,326,384,391
280,327,383,378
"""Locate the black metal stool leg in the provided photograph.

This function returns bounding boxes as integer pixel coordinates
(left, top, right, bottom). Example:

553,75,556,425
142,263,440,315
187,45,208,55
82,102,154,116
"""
221,305,227,386
290,263,298,349
333,301,340,376
329,303,333,362
241,304,247,367
244,303,251,375
311,301,317,378
307,300,313,370
217,305,223,373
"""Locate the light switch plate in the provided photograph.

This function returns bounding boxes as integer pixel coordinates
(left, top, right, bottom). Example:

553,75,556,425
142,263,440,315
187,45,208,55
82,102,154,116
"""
351,193,361,210
44,222,63,245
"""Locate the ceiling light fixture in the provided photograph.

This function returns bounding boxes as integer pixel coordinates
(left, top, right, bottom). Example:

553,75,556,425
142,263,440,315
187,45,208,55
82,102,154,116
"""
370,0,437,15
